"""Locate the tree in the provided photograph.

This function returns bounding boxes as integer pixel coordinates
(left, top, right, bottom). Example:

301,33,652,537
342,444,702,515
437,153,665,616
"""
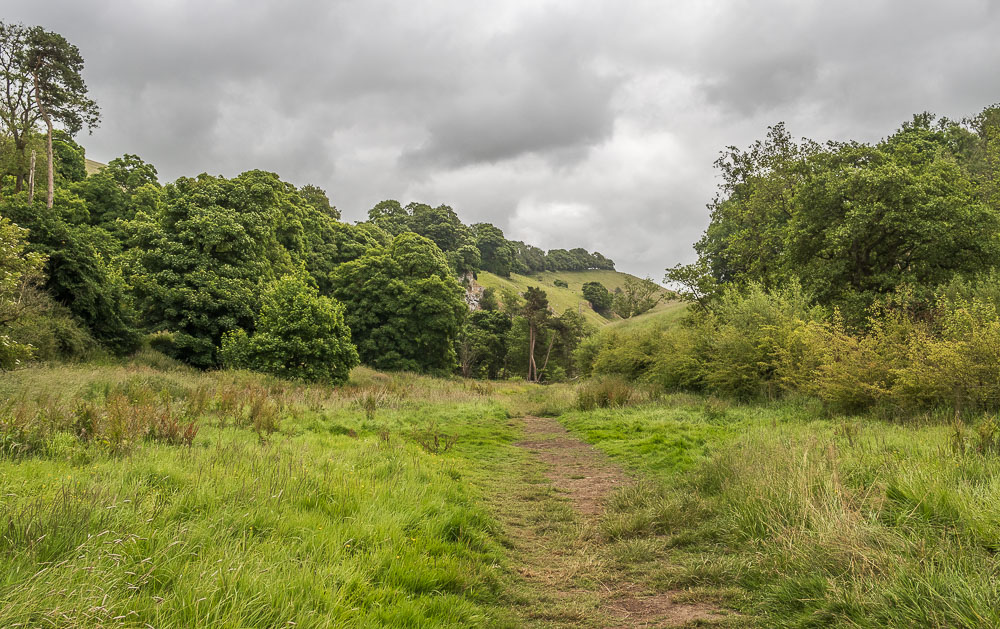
613,276,664,318
448,243,481,276
221,273,358,383
522,286,550,382
51,129,85,183
330,232,466,372
472,222,516,277
0,214,45,368
693,113,1000,322
2,193,140,355
0,22,41,193
367,199,410,236
512,241,546,274
664,261,716,312
124,171,291,366
105,153,159,194
582,281,613,315
408,203,474,253
456,309,511,378
298,184,340,220
24,26,99,209
536,309,588,380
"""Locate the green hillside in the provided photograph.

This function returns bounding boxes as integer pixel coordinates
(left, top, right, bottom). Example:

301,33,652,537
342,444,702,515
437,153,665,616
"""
84,158,104,175
476,269,675,328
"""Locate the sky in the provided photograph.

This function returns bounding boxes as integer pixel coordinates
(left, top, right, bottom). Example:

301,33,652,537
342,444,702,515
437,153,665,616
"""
8,0,1000,278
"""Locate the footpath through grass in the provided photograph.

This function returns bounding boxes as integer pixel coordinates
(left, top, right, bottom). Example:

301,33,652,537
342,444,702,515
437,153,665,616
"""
559,396,1000,628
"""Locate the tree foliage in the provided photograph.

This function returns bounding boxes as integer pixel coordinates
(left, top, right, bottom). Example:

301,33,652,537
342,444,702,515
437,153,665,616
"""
0,214,44,367
124,171,291,366
694,113,1000,322
612,276,664,318
330,232,467,373
221,273,358,383
582,281,612,315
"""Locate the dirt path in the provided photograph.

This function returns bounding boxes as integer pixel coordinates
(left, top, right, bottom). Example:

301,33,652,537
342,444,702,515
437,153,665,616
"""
506,415,726,628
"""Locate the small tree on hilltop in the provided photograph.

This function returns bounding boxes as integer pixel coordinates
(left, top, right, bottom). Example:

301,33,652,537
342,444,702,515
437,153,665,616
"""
221,273,359,384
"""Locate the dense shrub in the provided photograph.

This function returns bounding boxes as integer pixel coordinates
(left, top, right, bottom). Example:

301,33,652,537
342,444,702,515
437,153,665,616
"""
221,274,359,384
583,279,1000,417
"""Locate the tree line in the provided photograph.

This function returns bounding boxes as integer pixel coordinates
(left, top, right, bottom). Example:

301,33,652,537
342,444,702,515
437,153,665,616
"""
0,21,603,384
592,104,1000,417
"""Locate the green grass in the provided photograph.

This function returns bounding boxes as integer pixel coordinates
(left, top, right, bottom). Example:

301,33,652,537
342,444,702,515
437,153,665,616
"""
0,362,543,628
559,394,1000,628
476,270,674,328
8,355,1000,627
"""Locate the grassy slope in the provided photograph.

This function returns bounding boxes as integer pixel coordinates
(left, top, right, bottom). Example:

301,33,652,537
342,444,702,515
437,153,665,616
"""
85,158,105,175
476,270,675,328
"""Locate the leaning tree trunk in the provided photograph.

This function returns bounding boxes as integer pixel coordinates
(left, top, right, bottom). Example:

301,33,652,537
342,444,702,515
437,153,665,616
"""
32,72,54,209
538,332,556,380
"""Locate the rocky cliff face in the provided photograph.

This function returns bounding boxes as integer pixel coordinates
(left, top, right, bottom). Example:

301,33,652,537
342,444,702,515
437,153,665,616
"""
462,272,484,311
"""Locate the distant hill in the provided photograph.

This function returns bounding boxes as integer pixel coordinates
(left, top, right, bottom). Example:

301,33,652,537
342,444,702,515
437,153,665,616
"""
476,269,676,328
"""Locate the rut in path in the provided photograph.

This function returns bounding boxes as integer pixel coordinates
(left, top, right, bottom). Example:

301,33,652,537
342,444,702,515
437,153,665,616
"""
509,415,726,628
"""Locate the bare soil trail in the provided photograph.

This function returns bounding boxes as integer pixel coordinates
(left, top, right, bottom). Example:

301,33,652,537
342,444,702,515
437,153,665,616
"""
497,415,728,628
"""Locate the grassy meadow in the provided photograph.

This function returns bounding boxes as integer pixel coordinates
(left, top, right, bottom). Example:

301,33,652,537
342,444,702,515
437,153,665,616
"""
561,397,1000,628
4,344,1000,627
0,357,571,628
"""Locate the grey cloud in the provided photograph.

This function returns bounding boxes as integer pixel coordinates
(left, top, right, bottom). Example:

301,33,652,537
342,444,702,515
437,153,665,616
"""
5,0,1000,279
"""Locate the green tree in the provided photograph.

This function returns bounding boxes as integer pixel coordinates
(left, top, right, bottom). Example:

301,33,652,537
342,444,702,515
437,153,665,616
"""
694,113,1000,322
367,199,410,236
512,241,546,274
582,281,613,315
664,261,717,312
24,26,99,208
2,194,140,354
522,286,550,382
298,184,340,220
472,223,516,277
613,276,664,318
456,309,511,378
0,214,45,368
124,171,291,367
330,232,466,372
408,203,474,253
105,153,159,194
0,22,41,193
221,273,358,383
51,129,85,183
448,243,481,276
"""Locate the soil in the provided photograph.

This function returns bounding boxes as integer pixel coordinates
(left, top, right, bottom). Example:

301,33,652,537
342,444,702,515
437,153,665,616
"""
511,415,728,628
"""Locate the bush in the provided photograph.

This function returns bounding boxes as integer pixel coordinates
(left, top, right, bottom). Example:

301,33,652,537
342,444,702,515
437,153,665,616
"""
553,278,568,288
577,376,644,410
221,274,359,384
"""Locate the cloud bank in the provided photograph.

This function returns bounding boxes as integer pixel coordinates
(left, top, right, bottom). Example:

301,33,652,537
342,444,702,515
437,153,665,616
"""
8,0,1000,278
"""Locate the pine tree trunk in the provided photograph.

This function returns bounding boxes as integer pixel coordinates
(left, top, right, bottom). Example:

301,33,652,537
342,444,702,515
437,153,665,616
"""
32,72,54,209
27,150,35,204
528,323,536,382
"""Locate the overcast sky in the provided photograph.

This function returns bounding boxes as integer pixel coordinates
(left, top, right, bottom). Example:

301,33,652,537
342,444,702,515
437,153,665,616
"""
8,0,1000,278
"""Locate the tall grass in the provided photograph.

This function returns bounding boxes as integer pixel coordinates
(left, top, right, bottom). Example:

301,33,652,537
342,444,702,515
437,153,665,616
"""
562,398,1000,627
0,360,546,628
